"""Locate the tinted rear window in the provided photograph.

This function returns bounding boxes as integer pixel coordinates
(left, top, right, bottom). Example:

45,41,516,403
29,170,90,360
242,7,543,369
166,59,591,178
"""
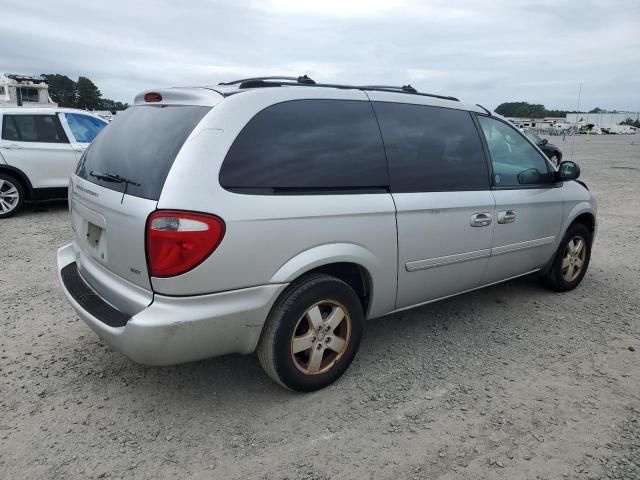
76,105,210,200
2,114,68,143
219,99,388,193
373,102,489,192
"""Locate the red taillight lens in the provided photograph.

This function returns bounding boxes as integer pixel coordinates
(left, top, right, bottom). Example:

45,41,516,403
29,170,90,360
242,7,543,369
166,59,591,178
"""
144,92,162,102
146,211,225,277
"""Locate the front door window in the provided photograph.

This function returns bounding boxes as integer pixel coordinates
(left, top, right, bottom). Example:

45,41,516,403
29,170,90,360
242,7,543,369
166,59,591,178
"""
478,116,552,187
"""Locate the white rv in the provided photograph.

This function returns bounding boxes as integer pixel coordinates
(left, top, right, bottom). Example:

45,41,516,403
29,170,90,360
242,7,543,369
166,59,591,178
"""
0,74,57,107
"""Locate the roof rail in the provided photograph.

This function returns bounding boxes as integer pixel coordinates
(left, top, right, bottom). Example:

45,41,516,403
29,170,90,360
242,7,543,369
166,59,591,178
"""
360,84,418,94
217,76,459,102
219,75,316,86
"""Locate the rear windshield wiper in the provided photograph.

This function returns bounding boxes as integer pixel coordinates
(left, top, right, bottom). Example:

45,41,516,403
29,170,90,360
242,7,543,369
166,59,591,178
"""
90,170,141,203
90,170,141,186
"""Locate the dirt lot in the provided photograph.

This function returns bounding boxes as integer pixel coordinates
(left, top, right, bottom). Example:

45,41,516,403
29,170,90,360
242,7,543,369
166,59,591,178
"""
1,135,639,480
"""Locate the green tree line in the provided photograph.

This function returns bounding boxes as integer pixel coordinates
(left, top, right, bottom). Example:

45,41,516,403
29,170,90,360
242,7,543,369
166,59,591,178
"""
495,102,568,118
42,74,128,111
495,102,634,119
620,118,640,128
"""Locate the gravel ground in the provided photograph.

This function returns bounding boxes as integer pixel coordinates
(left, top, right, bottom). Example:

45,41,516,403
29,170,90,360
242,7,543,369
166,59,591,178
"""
1,134,639,480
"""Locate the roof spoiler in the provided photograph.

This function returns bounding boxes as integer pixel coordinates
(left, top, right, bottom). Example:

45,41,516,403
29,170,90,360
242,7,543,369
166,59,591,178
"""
133,87,223,107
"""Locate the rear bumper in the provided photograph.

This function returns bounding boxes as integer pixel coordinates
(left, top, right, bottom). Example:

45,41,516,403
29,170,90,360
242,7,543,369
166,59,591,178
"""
57,243,287,365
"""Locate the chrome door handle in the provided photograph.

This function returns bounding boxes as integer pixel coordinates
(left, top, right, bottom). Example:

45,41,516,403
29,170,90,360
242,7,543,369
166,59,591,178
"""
497,210,517,224
470,212,492,227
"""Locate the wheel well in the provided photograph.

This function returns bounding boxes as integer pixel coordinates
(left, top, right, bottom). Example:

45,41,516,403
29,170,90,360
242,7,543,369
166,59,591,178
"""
304,262,372,315
0,166,33,199
571,212,595,235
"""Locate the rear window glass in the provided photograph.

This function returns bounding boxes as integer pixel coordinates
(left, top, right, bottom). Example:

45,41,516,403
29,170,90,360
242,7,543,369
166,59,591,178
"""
76,105,210,200
219,99,388,193
373,102,489,192
2,114,68,143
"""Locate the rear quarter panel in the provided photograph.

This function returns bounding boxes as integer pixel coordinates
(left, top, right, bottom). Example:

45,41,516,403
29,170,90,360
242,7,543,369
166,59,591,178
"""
154,88,399,318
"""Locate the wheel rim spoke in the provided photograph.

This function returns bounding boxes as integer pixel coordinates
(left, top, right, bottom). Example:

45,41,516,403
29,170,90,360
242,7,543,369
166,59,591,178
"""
0,198,13,212
306,305,323,330
325,306,345,333
561,256,571,270
292,332,315,354
326,335,346,353
307,347,324,373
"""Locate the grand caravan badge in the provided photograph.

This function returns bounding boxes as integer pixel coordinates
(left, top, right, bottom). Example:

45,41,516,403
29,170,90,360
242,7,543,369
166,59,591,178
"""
76,184,99,197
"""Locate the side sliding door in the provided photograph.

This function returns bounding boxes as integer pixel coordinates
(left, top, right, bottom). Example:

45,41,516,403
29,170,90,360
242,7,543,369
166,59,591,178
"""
372,100,495,309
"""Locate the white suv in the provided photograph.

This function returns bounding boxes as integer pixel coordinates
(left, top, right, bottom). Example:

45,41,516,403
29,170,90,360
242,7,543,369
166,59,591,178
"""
0,107,107,217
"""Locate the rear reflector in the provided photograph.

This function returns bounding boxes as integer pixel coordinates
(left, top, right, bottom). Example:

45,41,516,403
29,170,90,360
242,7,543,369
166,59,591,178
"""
146,210,225,277
144,92,162,102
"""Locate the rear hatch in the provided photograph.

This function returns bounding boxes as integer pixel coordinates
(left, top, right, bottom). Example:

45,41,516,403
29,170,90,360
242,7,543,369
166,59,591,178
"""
70,98,213,297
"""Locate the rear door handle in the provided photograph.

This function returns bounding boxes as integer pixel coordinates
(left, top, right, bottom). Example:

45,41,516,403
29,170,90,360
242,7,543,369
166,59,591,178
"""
497,210,517,224
470,212,492,227
1,143,23,149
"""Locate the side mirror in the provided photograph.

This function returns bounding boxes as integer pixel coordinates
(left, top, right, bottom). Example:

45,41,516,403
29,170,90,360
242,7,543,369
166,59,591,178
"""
517,168,543,185
542,138,548,145
556,161,580,181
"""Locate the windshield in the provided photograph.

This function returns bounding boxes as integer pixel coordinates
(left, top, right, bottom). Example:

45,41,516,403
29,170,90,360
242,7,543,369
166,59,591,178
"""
76,105,210,200
524,130,543,144
64,113,107,143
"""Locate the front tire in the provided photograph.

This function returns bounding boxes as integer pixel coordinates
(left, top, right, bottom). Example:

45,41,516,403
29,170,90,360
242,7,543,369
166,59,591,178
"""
0,174,25,219
542,223,592,292
257,274,364,392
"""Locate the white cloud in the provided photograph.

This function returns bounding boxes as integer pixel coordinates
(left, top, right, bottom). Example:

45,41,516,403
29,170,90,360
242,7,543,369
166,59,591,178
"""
406,69,448,81
254,0,405,18
0,0,638,110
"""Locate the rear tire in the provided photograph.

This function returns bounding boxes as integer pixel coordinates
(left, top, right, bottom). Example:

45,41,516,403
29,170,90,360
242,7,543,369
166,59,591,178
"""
257,274,364,392
541,223,592,292
0,173,25,219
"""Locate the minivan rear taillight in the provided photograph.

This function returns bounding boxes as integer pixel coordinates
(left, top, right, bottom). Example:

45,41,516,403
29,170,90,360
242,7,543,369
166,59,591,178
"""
146,211,225,277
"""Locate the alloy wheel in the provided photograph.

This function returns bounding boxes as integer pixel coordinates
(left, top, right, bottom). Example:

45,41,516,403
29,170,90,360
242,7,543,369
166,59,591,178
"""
291,300,351,375
561,235,587,282
0,178,20,214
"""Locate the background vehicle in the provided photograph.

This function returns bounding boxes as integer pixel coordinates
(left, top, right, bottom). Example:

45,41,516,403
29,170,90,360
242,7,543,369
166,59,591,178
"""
57,77,596,392
0,107,107,217
523,128,562,167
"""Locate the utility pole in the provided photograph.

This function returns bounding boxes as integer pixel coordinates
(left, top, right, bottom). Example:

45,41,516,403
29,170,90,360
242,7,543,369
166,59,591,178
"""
570,82,582,162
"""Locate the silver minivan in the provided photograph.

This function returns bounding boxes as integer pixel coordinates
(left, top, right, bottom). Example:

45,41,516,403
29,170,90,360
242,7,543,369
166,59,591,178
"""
57,77,596,391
